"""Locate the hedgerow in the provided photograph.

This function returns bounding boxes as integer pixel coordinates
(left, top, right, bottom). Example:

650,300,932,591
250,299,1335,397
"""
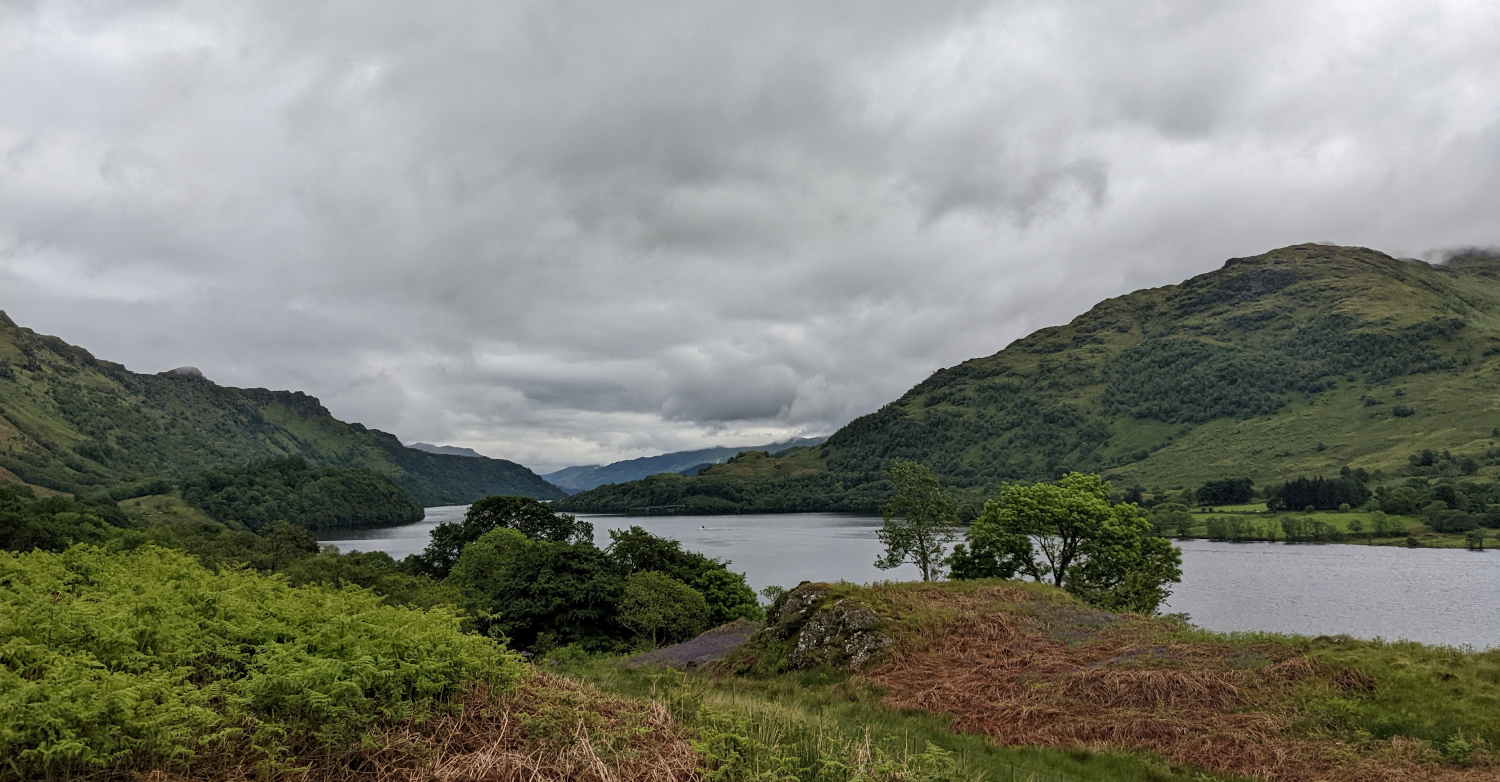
0,544,523,780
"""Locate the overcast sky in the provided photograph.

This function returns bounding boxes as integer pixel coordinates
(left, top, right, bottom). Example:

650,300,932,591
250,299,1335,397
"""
2,1,1499,472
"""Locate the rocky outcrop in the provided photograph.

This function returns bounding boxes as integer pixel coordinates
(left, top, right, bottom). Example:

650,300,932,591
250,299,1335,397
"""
765,582,831,638
757,583,893,671
788,599,892,670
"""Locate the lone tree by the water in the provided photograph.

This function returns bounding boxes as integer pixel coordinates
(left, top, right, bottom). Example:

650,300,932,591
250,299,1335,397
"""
949,472,1182,614
875,460,959,581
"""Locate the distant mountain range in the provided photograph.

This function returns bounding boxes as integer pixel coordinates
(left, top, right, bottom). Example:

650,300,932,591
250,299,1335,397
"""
0,312,563,505
557,244,1500,514
407,442,489,459
542,437,827,493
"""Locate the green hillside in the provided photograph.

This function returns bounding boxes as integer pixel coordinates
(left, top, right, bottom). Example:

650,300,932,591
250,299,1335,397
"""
557,244,1500,513
0,312,563,505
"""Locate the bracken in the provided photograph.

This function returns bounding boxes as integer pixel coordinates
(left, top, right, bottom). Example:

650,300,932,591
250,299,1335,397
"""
867,586,1495,782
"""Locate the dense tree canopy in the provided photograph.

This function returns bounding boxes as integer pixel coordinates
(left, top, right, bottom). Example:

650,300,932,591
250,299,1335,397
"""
413,494,592,578
179,457,423,531
950,472,1182,614
1196,478,1254,506
606,526,761,626
1267,474,1370,511
619,571,709,647
0,484,126,553
441,522,760,653
448,528,628,652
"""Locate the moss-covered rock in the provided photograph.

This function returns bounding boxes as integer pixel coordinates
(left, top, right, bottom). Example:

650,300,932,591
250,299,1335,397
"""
765,581,831,638
788,599,891,670
733,582,892,672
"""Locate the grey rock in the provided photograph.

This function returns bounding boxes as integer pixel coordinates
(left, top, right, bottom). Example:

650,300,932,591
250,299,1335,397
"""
787,599,893,670
766,582,831,638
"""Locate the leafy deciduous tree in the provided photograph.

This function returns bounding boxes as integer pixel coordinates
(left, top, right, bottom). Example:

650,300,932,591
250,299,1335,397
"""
415,495,592,578
1196,478,1254,506
618,571,709,647
606,526,761,624
950,472,1182,614
447,528,625,652
1148,502,1194,538
875,460,959,582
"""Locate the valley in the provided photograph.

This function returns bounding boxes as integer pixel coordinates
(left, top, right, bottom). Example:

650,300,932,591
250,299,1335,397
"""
6,244,1500,782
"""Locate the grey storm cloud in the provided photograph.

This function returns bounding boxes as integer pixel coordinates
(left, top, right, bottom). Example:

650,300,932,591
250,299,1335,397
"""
2,0,1499,470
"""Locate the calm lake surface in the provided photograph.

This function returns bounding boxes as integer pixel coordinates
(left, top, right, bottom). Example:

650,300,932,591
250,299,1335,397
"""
320,508,1500,650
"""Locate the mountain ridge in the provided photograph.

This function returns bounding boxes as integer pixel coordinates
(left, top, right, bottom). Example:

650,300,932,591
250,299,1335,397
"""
542,436,827,493
556,244,1500,514
0,312,563,505
407,442,489,459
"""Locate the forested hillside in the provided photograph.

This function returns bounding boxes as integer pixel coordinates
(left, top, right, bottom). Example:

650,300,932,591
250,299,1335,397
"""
179,457,424,530
0,313,562,504
559,244,1500,513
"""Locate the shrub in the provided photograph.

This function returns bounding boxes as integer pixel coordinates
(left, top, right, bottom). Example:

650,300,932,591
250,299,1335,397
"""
607,526,762,624
0,545,520,779
449,528,629,652
619,571,709,647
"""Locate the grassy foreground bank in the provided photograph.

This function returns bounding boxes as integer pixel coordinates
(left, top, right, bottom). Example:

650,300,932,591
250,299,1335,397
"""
7,538,1496,781
565,580,1499,782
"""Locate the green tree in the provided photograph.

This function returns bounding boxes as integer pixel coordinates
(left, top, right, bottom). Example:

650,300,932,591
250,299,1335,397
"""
1195,478,1254,506
415,495,592,578
1465,528,1487,551
1148,502,1193,538
1379,486,1425,516
874,460,959,581
0,486,119,553
952,472,1182,614
618,571,709,647
606,526,762,624
263,519,318,570
447,528,626,652
466,494,593,542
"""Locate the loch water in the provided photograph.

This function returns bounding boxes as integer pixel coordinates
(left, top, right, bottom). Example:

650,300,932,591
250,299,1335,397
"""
320,508,1500,650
